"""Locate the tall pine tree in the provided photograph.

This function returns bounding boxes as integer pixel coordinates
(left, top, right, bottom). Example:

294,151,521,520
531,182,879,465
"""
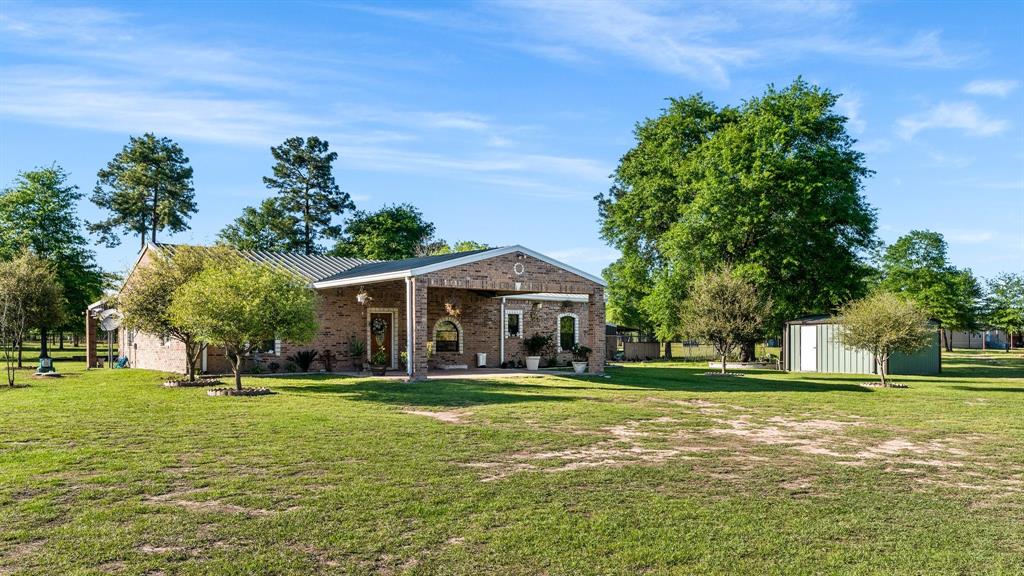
263,136,354,255
90,133,196,249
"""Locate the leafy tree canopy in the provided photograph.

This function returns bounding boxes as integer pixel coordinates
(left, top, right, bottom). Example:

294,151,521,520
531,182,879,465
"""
263,136,354,255
119,245,227,380
330,203,436,260
0,252,62,384
837,291,933,386
1,165,104,333
216,197,304,252
984,273,1024,348
879,230,982,348
597,78,877,340
168,255,318,389
425,240,492,256
678,267,771,373
89,133,196,248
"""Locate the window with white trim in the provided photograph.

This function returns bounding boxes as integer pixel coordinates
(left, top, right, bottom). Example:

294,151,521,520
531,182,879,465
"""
505,310,523,338
434,319,461,353
557,313,579,352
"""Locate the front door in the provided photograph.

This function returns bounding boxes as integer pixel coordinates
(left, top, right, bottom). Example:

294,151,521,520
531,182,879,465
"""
800,325,817,371
369,312,394,368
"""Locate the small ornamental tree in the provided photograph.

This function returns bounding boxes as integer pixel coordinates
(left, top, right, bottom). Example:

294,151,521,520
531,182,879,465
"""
118,246,224,381
679,268,770,374
168,256,318,390
837,291,933,387
0,252,64,385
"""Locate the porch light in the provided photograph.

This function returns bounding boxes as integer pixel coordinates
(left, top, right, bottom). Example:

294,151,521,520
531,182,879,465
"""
356,287,372,305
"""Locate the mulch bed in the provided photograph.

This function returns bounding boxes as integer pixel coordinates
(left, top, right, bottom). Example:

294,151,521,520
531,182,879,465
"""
207,387,274,397
703,372,746,377
163,378,222,388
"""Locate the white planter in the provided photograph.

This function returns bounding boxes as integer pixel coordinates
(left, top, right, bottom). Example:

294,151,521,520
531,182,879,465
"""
525,356,541,371
572,361,588,374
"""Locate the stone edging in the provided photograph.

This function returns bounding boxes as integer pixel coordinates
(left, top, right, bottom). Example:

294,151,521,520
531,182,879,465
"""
206,387,274,397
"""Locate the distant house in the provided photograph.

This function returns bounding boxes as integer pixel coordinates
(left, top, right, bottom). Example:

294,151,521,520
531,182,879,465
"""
88,243,606,380
783,315,941,375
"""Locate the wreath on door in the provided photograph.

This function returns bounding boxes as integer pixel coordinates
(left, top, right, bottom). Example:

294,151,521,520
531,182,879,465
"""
371,318,388,348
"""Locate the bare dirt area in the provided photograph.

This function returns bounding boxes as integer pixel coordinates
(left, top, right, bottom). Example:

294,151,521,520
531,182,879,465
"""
402,409,472,424
464,397,1023,494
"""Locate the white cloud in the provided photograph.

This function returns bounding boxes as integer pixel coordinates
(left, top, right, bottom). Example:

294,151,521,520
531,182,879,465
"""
836,93,865,134
964,79,1020,97
896,102,1008,140
545,246,619,268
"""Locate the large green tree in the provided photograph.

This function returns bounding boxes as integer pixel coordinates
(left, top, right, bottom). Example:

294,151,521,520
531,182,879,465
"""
263,136,354,255
89,133,196,249
217,197,304,252
168,255,318,390
879,230,982,350
597,79,877,353
119,246,223,381
331,204,436,260
984,273,1024,350
0,165,104,341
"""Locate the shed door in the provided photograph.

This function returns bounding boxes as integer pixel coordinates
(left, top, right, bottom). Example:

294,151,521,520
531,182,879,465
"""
800,325,817,371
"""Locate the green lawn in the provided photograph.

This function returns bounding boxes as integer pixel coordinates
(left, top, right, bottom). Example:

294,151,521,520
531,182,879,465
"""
2,348,1022,575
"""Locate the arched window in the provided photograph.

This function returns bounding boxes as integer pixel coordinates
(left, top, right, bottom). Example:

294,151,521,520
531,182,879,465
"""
434,318,461,353
558,313,579,352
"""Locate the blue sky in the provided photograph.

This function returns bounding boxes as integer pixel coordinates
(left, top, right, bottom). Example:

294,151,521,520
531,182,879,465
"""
1,1,1021,281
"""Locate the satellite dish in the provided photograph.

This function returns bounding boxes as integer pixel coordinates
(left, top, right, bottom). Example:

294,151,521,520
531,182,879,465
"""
99,309,122,332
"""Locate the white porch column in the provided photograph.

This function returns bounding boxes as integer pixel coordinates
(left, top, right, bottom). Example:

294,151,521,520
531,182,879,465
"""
405,277,414,377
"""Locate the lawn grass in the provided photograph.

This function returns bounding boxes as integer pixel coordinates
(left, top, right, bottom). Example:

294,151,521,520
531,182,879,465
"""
1,347,1022,575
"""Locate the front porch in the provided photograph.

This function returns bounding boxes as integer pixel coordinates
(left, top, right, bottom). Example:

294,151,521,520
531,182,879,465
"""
310,247,607,381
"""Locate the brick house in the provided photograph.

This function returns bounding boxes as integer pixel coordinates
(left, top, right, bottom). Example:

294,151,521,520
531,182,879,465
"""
89,243,606,380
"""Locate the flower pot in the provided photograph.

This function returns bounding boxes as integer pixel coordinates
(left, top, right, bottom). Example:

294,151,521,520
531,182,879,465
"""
525,356,541,371
572,361,588,374
370,365,387,376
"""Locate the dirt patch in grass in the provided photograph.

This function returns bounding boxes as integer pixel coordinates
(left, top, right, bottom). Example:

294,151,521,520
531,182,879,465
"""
144,489,283,516
402,409,471,424
466,398,1021,494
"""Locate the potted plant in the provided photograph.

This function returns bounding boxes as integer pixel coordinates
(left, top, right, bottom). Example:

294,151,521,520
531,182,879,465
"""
522,333,552,371
349,339,366,372
571,344,592,374
370,347,389,376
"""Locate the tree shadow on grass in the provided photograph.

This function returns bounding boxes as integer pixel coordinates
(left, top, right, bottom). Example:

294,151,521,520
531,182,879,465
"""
275,379,577,408
948,385,1024,393
593,367,873,393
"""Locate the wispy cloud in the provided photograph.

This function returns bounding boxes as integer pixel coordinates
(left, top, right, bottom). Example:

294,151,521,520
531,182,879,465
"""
896,102,1008,140
836,93,866,134
358,1,970,86
963,79,1021,97
0,4,610,199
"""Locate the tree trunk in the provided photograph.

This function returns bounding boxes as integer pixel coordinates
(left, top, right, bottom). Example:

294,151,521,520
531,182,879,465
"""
877,357,887,387
740,341,756,362
59,332,64,350
663,341,672,359
17,340,22,368
721,354,727,374
233,356,243,391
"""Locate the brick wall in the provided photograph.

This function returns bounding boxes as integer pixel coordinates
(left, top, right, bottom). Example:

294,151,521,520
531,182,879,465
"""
119,250,605,376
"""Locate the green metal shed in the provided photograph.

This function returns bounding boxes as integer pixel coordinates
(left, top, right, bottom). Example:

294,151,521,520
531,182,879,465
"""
783,315,941,375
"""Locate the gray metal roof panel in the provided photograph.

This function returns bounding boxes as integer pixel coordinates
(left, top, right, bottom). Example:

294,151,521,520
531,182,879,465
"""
315,248,499,282
155,243,374,281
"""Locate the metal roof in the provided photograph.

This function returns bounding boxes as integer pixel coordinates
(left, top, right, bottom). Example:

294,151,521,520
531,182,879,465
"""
156,243,374,281
315,248,497,283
